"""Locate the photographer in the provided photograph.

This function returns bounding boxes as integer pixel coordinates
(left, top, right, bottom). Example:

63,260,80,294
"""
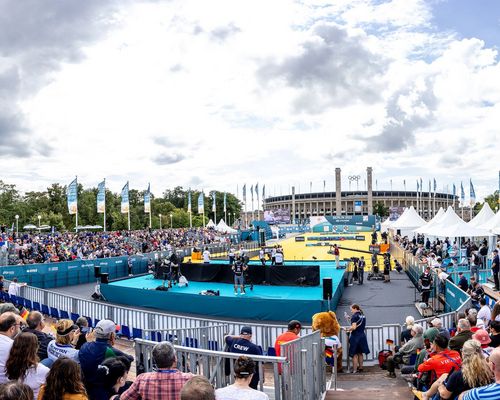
232,256,248,295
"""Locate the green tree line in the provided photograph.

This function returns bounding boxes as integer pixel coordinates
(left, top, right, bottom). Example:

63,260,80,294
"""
0,181,242,232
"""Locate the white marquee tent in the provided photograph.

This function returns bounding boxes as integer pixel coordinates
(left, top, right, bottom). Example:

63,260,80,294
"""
414,207,445,235
216,219,238,234
468,202,495,228
206,219,216,228
480,210,500,235
390,206,426,237
424,206,492,238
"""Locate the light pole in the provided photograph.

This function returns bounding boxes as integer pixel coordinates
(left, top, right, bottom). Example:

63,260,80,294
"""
37,215,41,228
170,213,173,228
159,214,162,230
15,215,19,235
228,212,231,226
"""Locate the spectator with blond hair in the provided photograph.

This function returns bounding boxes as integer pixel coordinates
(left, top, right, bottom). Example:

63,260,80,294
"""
459,346,500,399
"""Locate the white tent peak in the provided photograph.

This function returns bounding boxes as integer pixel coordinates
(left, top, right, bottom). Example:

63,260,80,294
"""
414,207,445,235
424,206,492,238
469,202,495,227
391,206,426,229
206,219,216,228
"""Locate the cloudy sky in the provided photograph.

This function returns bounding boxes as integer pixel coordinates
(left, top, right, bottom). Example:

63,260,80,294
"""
1,0,499,202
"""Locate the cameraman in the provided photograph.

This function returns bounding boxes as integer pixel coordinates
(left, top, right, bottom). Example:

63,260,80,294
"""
232,256,248,295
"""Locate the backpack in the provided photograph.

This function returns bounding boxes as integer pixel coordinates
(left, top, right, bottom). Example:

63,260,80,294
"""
378,349,393,369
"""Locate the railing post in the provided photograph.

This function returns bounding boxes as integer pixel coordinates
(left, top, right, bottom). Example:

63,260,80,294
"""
301,349,308,399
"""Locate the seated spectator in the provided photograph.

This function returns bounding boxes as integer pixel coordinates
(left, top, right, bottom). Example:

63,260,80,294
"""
5,332,49,398
37,358,88,400
459,346,500,399
180,376,215,400
467,309,481,333
0,382,34,400
93,356,129,400
491,302,500,323
386,324,424,378
0,303,20,315
79,319,133,399
215,356,269,400
490,321,500,348
416,334,461,391
75,317,90,350
477,298,491,327
429,317,450,340
47,319,80,365
406,327,440,376
449,319,473,354
23,311,53,363
401,316,415,344
467,279,484,310
472,329,494,359
434,339,493,400
0,312,25,384
120,341,193,400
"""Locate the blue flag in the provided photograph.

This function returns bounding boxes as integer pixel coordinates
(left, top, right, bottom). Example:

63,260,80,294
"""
67,178,78,215
460,182,465,203
420,178,423,193
242,184,246,202
470,179,476,205
452,183,456,197
97,180,105,214
433,178,437,193
250,185,253,201
416,180,419,191
198,192,204,214
144,183,151,213
121,182,129,213
262,184,266,199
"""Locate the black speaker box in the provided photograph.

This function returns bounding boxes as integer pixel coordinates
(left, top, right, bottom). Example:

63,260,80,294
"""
322,277,332,300
100,273,109,284
94,266,101,278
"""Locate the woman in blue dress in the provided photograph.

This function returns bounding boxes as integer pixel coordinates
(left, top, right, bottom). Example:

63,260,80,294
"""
346,304,370,373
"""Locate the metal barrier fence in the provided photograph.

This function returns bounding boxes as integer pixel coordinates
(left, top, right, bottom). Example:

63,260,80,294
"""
134,338,290,399
279,330,325,400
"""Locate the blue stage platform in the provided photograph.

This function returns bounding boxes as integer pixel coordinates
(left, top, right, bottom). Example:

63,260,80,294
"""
100,260,347,322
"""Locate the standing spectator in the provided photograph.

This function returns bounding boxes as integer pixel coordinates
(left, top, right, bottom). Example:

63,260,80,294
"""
225,327,263,389
203,247,210,263
358,256,365,285
232,257,247,296
47,320,80,365
215,356,268,400
37,358,88,400
419,267,433,306
383,254,391,283
8,277,27,296
0,312,24,383
449,319,473,354
23,311,53,363
120,341,193,400
458,272,469,293
0,382,34,400
274,320,302,357
258,248,266,266
332,245,340,269
180,376,215,400
492,249,499,291
459,346,500,400
477,299,492,327
345,304,370,373
79,320,133,399
5,332,49,398
274,249,283,266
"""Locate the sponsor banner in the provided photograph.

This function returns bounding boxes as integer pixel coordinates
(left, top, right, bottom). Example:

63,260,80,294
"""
264,208,291,224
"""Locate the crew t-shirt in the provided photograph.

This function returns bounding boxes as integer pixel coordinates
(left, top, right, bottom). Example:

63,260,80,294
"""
225,337,262,389
216,385,269,400
47,340,80,363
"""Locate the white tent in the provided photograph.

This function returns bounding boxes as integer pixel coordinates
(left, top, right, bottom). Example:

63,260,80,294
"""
480,210,500,235
381,218,392,230
424,206,492,238
389,206,426,238
216,219,238,234
414,207,445,235
206,219,216,228
468,202,495,227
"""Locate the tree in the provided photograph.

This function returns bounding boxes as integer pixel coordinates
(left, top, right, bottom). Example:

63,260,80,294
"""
373,202,389,217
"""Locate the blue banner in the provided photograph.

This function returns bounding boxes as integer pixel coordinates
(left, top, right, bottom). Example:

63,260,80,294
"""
144,183,151,213
198,192,204,214
66,178,78,215
242,184,246,202
461,182,465,203
97,180,105,214
121,182,129,213
470,179,476,205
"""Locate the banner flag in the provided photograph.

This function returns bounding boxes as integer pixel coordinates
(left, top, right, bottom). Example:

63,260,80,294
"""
460,182,465,203
470,179,476,205
255,183,259,199
242,184,246,202
428,179,431,193
67,178,78,215
97,180,105,214
187,189,192,213
420,178,423,193
323,180,326,192
452,183,456,197
121,182,129,214
198,192,204,214
223,192,227,212
262,185,265,199
144,183,151,213
212,191,216,212
403,179,406,190
250,185,254,202
433,178,437,193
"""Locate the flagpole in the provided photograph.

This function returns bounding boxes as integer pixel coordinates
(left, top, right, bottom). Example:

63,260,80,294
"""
189,211,192,228
128,208,131,231
103,178,106,232
75,176,79,231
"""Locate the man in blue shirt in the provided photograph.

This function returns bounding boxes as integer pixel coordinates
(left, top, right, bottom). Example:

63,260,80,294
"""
491,249,499,291
225,326,262,389
460,347,500,399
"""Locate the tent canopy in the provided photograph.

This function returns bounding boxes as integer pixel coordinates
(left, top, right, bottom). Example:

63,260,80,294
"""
206,219,216,228
480,210,500,235
216,219,237,234
424,206,492,238
390,206,426,229
414,207,445,235
469,202,495,228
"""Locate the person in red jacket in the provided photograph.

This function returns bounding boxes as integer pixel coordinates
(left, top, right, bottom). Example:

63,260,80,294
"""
274,320,302,357
418,334,462,382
